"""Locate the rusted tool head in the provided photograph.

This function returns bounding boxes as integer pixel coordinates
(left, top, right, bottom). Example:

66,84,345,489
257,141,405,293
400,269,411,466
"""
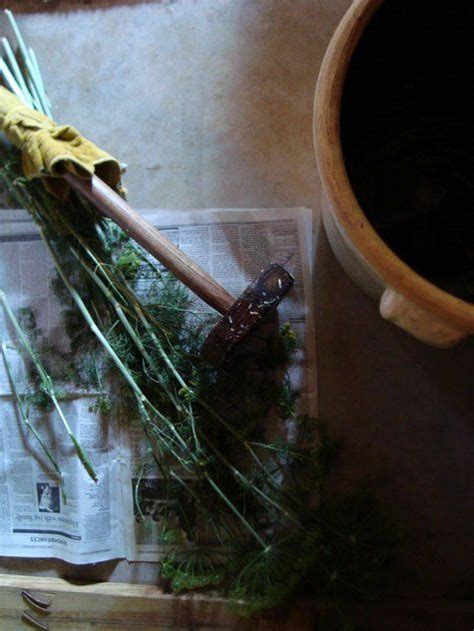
202,263,294,365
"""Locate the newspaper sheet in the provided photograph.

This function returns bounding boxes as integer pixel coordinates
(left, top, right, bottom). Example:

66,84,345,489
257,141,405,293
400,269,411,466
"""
0,207,316,564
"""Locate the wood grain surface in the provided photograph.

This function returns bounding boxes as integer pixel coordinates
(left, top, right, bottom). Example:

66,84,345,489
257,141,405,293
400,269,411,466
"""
1,573,473,630
0,573,314,630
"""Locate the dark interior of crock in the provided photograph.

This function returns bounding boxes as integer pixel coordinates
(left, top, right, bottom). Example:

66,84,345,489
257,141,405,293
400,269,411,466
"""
341,0,474,302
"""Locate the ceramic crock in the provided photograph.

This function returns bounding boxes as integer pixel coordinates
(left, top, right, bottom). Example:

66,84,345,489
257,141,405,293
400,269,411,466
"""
313,0,474,347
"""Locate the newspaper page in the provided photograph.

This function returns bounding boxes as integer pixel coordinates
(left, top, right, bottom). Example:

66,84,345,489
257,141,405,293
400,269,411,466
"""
0,207,316,564
0,214,126,563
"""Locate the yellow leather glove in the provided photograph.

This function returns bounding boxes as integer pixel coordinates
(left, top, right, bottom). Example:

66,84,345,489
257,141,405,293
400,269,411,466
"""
0,86,121,199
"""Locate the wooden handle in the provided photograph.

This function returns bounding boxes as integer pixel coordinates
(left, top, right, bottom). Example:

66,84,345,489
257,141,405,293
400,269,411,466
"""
64,173,235,314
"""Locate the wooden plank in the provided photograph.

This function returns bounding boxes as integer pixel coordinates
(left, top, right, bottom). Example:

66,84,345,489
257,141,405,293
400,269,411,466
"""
2,573,474,629
0,573,312,630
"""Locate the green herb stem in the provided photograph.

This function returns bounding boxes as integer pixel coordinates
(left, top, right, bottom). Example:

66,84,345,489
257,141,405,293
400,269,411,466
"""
0,289,97,482
0,339,63,478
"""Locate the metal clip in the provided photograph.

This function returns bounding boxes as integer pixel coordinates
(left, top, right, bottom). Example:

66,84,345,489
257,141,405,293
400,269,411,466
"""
21,611,50,630
21,590,51,629
21,590,51,613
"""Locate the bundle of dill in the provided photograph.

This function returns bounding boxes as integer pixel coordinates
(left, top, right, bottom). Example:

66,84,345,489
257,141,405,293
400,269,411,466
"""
0,13,396,617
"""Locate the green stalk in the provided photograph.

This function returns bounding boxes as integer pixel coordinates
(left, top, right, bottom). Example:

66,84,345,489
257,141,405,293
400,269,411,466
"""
111,285,270,479
63,231,292,523
199,430,302,528
47,204,302,519
67,239,200,449
1,168,294,549
134,454,153,529
35,216,179,429
1,340,63,479
29,209,200,468
1,37,34,108
1,152,293,550
33,202,205,456
28,47,52,115
120,288,286,491
205,474,266,549
169,470,238,545
140,409,194,473
0,58,28,104
0,290,97,482
4,9,52,116
37,225,268,546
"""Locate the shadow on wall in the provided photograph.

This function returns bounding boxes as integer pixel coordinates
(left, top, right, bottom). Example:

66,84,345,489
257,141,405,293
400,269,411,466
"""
0,0,172,13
